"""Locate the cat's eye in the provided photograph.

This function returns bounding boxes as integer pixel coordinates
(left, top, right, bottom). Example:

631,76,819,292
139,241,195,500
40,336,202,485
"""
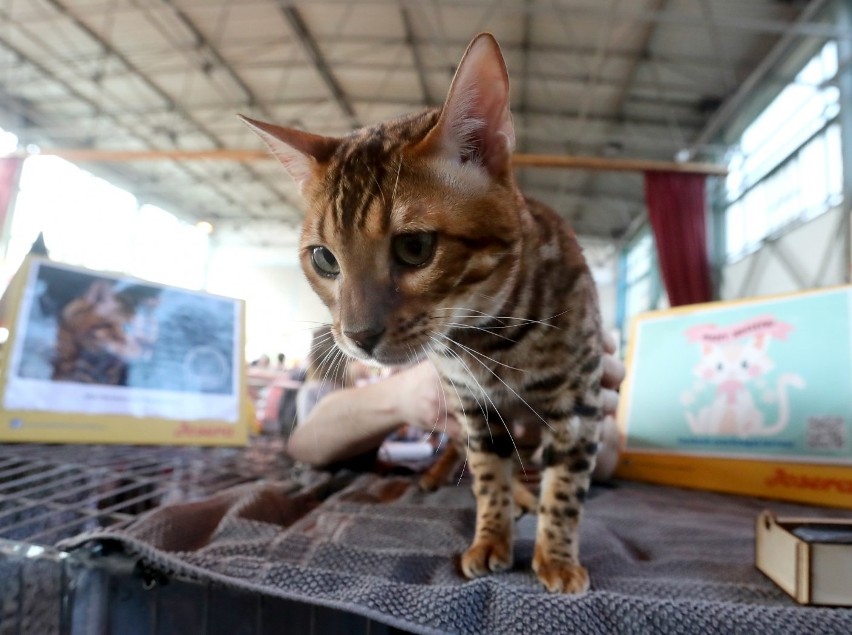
392,232,436,267
741,360,748,368
311,246,340,277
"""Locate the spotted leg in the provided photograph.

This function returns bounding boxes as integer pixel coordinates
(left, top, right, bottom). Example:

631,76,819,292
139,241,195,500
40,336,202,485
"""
532,411,602,593
459,419,516,578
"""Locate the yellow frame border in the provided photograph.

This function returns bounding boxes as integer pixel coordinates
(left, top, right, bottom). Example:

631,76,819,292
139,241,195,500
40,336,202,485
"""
0,256,249,446
615,286,852,508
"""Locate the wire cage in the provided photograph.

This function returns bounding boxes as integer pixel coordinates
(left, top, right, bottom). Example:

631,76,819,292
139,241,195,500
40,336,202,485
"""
0,439,412,635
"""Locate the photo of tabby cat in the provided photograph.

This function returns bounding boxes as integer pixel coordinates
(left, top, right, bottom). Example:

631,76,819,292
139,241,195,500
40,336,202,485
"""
242,32,604,594
52,279,161,385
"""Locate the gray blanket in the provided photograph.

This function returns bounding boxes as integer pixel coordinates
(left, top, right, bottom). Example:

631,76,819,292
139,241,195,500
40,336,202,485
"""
61,473,852,634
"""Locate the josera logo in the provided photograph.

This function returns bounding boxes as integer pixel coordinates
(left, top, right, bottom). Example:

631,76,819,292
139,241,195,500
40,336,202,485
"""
765,468,852,494
173,422,235,438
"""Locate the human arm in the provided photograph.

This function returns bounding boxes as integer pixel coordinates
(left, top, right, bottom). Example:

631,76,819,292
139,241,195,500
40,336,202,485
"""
288,337,626,473
286,362,456,467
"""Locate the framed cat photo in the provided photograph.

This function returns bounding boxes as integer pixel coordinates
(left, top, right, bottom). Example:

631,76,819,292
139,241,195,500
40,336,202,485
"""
0,256,249,446
617,286,852,508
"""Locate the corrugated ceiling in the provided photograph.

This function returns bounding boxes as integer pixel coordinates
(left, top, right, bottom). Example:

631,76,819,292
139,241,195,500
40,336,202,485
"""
0,0,837,250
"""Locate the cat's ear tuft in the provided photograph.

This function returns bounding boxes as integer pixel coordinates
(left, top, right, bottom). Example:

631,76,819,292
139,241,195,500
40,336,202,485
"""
239,115,340,193
428,33,515,178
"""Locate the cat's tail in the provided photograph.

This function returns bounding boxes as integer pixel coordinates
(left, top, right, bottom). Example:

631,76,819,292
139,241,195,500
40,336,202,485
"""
685,410,703,435
759,373,806,436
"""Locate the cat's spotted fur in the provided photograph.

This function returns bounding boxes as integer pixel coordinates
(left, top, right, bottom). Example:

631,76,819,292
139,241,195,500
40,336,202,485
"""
242,33,603,593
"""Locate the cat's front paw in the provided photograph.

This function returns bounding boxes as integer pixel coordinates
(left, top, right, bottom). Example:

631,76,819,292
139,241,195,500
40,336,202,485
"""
532,548,589,593
461,537,513,578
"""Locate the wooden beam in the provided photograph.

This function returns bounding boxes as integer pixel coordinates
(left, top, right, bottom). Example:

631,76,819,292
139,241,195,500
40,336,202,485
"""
31,148,728,176
512,153,728,176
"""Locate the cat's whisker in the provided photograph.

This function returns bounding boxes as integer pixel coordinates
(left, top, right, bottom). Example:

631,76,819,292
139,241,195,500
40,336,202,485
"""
281,320,334,335
366,162,386,205
435,332,527,373
422,344,448,440
432,337,494,446
434,306,570,330
432,333,527,477
427,313,513,336
437,332,555,434
441,321,518,344
309,346,345,459
425,343,453,452
427,339,471,487
391,159,402,203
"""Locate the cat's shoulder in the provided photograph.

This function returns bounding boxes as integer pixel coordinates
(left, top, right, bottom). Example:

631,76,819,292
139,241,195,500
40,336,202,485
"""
523,196,578,237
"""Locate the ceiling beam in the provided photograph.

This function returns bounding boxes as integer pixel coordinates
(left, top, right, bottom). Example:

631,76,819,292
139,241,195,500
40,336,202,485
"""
14,97,706,136
158,0,261,109
0,19,241,223
689,0,831,156
37,0,847,39
279,6,360,128
15,35,777,77
36,0,304,223
400,6,433,106
33,147,727,175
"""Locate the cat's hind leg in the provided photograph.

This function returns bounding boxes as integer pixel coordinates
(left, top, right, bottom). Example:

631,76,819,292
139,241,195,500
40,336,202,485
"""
418,441,463,491
512,479,538,519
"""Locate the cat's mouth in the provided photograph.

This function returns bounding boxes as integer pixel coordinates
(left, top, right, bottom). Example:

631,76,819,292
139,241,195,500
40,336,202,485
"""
338,336,428,368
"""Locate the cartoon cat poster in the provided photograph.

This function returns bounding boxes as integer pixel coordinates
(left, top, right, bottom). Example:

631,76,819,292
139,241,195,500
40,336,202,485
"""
620,288,852,463
681,316,804,438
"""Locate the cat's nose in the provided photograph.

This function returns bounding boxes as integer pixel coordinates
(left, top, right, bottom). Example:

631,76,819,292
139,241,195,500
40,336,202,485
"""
345,327,385,355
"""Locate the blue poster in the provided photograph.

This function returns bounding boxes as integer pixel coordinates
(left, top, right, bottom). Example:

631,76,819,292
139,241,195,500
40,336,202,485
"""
623,288,852,463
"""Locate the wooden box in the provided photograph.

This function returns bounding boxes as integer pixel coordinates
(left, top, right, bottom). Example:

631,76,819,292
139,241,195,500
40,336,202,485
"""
755,510,852,606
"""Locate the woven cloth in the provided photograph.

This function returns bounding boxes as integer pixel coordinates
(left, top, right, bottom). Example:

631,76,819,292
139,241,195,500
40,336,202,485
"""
60,474,852,634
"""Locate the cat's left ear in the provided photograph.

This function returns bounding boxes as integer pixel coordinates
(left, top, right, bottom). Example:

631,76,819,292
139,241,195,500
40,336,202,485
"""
425,32,515,178
239,115,340,194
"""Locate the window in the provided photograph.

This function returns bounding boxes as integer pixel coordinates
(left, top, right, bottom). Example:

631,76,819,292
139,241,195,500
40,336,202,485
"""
725,42,842,262
620,231,662,330
4,154,210,290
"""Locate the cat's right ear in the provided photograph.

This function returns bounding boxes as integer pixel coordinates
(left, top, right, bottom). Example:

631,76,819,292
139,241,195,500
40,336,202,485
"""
239,115,340,193
424,32,515,179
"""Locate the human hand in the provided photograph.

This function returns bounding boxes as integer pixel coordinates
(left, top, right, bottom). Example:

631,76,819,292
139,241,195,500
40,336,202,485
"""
390,362,462,439
601,332,625,416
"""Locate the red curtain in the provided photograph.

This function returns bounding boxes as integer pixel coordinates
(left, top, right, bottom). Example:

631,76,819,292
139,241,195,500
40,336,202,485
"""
0,157,22,236
644,171,713,306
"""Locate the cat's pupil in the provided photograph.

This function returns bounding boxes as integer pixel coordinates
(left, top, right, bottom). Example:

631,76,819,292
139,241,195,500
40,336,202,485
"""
717,363,723,371
311,246,340,277
741,360,748,368
393,232,436,267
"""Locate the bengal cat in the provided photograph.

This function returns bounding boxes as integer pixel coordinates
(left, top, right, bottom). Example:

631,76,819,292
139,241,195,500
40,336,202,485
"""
53,280,159,385
242,33,604,594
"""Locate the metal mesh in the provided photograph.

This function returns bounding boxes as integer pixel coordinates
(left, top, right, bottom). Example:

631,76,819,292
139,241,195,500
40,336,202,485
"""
0,438,294,546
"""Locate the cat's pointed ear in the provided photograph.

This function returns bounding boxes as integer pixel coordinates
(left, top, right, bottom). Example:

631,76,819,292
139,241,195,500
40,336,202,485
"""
426,32,515,177
239,115,340,193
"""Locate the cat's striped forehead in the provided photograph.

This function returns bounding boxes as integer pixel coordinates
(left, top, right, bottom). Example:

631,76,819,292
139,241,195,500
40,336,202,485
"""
317,108,440,234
